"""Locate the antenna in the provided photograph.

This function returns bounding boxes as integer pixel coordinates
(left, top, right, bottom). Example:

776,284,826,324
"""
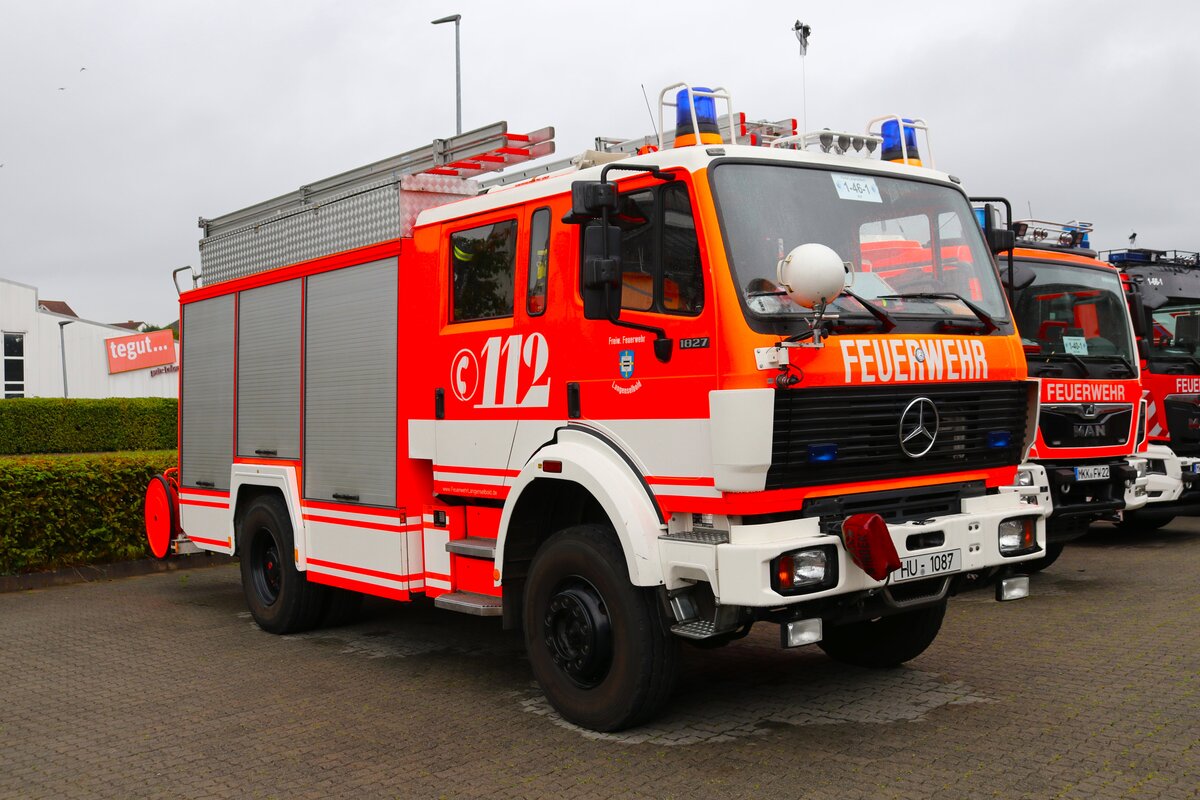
640,83,659,142
1027,201,1033,218
792,21,812,133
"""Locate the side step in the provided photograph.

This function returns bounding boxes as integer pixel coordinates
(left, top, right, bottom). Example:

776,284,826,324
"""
434,591,502,617
446,537,497,558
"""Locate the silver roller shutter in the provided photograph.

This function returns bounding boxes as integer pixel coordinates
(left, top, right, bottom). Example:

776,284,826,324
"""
181,294,235,489
237,280,301,459
304,258,398,507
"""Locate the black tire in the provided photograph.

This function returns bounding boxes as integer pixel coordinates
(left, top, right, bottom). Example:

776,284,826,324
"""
322,588,365,628
818,601,946,669
523,524,679,732
238,494,326,634
1019,542,1065,574
1116,511,1175,533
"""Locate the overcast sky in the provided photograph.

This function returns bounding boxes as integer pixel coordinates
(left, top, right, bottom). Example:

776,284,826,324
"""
1,1,1197,326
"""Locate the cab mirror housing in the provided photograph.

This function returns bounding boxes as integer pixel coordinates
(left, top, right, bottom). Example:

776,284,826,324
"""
571,181,618,218
987,227,1017,254
582,224,622,320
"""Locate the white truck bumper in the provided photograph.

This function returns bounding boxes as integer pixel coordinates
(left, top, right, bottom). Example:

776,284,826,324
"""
658,491,1045,608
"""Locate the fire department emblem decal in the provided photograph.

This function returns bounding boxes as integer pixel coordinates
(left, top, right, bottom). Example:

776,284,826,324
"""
619,350,635,379
913,347,927,363
899,396,939,458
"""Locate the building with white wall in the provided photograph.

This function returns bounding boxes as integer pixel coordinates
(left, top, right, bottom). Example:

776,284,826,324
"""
1,277,178,399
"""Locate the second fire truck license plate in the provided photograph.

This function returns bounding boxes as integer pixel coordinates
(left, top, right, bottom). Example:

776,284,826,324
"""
892,549,961,583
1074,465,1111,481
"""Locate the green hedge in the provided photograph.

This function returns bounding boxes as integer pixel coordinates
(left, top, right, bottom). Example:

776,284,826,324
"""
0,398,177,455
0,450,177,575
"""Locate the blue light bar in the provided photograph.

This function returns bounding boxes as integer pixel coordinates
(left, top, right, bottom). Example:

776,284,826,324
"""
973,208,988,230
807,443,839,463
1105,250,1155,264
987,431,1012,449
880,118,920,163
676,87,719,136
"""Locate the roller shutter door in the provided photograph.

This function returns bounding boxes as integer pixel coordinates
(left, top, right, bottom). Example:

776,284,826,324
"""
304,258,398,507
181,295,235,489
237,280,301,459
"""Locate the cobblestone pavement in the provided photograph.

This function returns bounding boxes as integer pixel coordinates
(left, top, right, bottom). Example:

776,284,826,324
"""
2,519,1198,800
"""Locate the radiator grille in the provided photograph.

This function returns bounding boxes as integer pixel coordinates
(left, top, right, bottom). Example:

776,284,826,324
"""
767,382,1028,490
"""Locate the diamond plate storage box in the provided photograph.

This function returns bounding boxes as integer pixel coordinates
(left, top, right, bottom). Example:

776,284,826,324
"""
195,122,554,286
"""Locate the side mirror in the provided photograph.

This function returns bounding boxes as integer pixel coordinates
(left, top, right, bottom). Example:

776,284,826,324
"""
571,181,617,218
1004,262,1036,290
582,224,622,320
776,243,849,309
1136,337,1150,361
986,227,1016,255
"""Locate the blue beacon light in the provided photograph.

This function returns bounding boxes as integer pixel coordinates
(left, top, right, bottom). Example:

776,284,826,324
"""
986,431,1012,449
807,443,839,463
674,86,723,148
880,118,922,166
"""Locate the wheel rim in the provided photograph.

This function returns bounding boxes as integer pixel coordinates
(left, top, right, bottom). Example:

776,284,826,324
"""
250,527,282,607
542,579,613,688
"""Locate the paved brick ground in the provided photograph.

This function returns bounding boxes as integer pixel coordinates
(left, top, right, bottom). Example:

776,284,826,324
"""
1,519,1197,799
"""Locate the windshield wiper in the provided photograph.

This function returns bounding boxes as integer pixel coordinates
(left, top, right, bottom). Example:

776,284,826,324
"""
876,292,998,334
1040,351,1091,376
839,288,897,332
1093,354,1137,377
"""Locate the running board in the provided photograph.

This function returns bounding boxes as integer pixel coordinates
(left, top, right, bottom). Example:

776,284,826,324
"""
445,537,497,559
434,591,502,617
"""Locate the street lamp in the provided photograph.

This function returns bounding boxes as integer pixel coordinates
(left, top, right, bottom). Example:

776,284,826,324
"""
431,13,462,135
58,320,73,398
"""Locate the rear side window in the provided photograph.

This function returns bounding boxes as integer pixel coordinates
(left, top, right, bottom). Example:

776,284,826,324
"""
527,208,550,316
450,220,517,322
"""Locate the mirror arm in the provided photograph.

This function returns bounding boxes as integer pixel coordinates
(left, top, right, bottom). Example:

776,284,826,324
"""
600,163,677,184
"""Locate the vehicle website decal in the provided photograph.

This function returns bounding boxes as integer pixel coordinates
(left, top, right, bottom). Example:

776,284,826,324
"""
840,337,988,383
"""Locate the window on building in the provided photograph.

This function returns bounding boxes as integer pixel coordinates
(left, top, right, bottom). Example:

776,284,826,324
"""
450,220,518,323
527,208,551,316
583,182,704,316
3,332,25,398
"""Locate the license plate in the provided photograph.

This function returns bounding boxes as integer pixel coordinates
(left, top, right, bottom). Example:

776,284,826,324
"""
1075,465,1111,482
892,548,961,583
1190,463,1200,474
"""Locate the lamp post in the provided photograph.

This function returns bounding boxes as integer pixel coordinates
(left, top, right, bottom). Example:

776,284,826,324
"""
57,320,73,398
432,13,462,135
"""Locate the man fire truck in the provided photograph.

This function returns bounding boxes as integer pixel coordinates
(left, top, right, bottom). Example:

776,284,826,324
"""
969,212,1148,570
1104,247,1200,527
144,85,1044,731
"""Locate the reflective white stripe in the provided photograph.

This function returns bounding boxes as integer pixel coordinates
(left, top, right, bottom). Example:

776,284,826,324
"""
426,577,452,591
647,483,722,499
433,470,508,486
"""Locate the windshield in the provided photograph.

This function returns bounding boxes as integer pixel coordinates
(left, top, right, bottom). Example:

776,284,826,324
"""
1011,259,1134,363
710,163,1009,327
1149,303,1200,358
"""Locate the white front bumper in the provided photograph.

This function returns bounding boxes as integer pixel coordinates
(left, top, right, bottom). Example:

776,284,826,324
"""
1143,444,1187,505
658,492,1045,608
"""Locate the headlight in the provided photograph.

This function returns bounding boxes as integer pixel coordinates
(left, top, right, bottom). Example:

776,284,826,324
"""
772,546,838,595
998,517,1038,556
1015,470,1035,487
1131,459,1148,479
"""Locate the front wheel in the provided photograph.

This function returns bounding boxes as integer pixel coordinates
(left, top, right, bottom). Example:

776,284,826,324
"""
523,525,679,732
818,601,946,668
1116,511,1175,533
1019,542,1065,574
238,494,326,634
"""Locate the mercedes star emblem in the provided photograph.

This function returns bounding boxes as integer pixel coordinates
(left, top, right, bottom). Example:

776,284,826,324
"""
899,396,939,458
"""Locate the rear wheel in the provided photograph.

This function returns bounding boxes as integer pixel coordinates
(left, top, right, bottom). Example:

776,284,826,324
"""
818,601,946,668
523,524,679,732
238,494,326,634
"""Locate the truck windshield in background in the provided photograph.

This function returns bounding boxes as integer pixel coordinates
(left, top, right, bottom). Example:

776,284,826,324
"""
710,163,1008,328
1011,260,1135,366
1148,303,1200,358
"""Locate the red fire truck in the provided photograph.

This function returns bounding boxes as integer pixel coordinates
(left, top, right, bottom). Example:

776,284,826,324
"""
967,212,1148,569
144,85,1044,731
1104,248,1200,526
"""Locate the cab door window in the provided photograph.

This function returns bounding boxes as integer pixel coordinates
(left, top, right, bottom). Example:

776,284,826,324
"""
450,220,517,322
527,208,551,316
585,182,704,316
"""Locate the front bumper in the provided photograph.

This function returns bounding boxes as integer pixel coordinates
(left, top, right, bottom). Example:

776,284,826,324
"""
1001,459,1144,519
1142,443,1192,506
657,491,1045,609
